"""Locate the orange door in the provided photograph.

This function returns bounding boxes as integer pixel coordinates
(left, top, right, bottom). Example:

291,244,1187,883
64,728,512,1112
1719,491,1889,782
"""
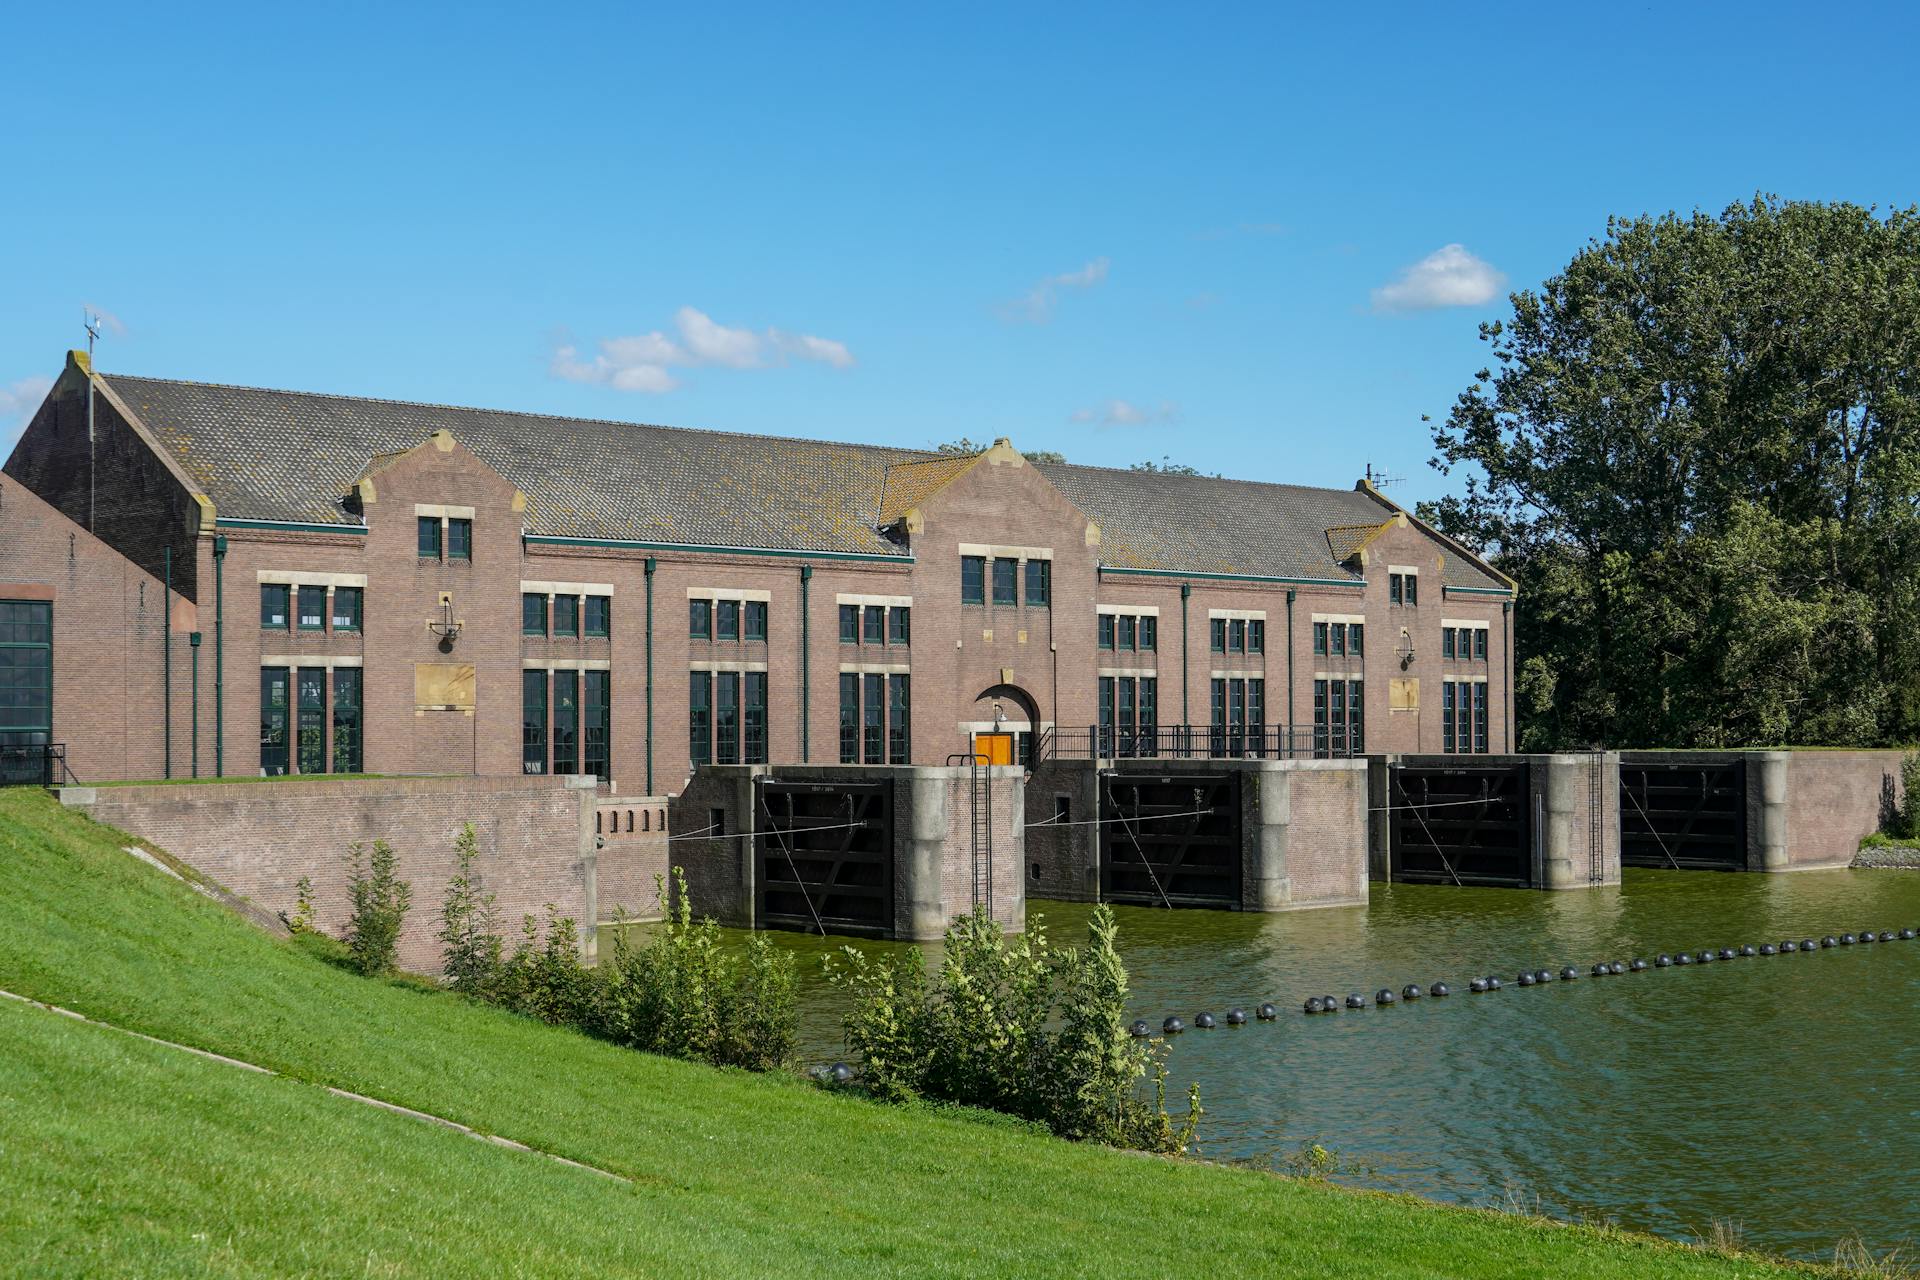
974,733,1015,766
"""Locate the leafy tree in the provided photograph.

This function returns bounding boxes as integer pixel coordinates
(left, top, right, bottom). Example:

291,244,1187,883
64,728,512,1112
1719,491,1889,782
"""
1129,456,1214,476
1423,196,1920,749
344,839,412,976
438,823,502,995
931,437,1067,464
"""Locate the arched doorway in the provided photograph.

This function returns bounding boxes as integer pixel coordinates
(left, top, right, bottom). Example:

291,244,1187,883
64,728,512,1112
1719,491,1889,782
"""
965,683,1042,767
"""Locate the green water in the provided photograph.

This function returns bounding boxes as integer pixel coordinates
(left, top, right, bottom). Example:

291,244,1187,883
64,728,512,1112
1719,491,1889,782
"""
622,868,1920,1261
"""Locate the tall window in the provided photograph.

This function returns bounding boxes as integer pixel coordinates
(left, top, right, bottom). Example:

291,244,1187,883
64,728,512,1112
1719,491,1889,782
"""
1313,621,1327,655
296,667,326,774
523,593,548,636
553,595,579,638
1349,623,1363,655
839,674,860,763
991,558,1017,605
1473,682,1489,753
863,673,885,763
583,671,610,780
961,556,985,604
1229,619,1246,653
888,606,910,646
1329,621,1345,658
552,671,579,775
585,596,611,638
522,670,547,773
688,673,711,767
0,601,52,779
1117,614,1136,651
296,587,326,631
1474,628,1488,661
332,668,362,773
717,599,740,642
1314,678,1361,758
1141,616,1157,650
1442,629,1456,659
1025,559,1051,606
1228,678,1245,754
1099,615,1115,650
260,667,290,776
447,518,472,560
744,673,768,764
1248,619,1263,653
715,671,739,764
332,587,363,633
1210,618,1227,652
1139,677,1158,741
689,599,712,640
1312,679,1328,757
862,605,884,645
1098,676,1117,757
1328,680,1347,756
744,600,768,642
1441,680,1458,753
1117,678,1137,750
417,516,442,559
1390,572,1418,606
1210,678,1227,755
1349,680,1365,754
887,674,910,764
261,584,290,630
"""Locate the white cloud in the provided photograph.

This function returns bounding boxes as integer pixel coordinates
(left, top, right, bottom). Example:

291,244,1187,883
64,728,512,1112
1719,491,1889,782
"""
1070,398,1179,428
1371,243,1506,312
1,374,54,423
1002,257,1110,323
550,308,854,393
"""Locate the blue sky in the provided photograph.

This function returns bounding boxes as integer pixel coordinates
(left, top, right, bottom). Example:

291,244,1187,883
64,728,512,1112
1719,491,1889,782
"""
5,2,1918,505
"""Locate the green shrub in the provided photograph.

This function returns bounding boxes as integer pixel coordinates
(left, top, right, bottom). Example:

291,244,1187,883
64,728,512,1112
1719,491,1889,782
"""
824,904,1200,1154
343,839,411,977
437,823,503,996
1898,753,1920,839
497,908,595,1027
595,869,797,1071
286,876,316,935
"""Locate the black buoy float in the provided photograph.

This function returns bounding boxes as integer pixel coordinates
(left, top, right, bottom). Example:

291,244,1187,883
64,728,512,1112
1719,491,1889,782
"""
1823,936,1839,948
1486,976,1503,991
1129,1019,1151,1037
830,1062,854,1084
1739,945,1756,957
1609,960,1626,975
1759,943,1777,956
1321,995,1337,1011
1194,1011,1217,1029
1781,939,1799,953
1696,951,1714,964
1517,972,1536,987
1675,953,1693,966
1879,931,1894,943
1304,997,1324,1015
1719,948,1737,960
1535,969,1553,983
1375,988,1396,1006
1858,931,1875,945
1163,1016,1186,1034
1801,939,1818,952
1655,954,1673,968
1346,994,1366,1010
1431,981,1451,997
1592,963,1610,978
1840,934,1856,946
1902,929,1917,941
1402,984,1424,1001
1257,1002,1278,1020
1227,1008,1247,1026
1630,958,1649,971
1469,978,1488,993
1560,966,1579,981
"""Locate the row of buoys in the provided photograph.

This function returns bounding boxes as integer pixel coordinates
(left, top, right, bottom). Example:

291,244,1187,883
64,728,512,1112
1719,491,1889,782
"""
1117,925,1920,1039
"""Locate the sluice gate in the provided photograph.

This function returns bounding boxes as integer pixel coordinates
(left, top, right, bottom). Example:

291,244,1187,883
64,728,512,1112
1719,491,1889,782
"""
755,780,895,936
1387,761,1535,888
1098,771,1243,908
1619,757,1749,870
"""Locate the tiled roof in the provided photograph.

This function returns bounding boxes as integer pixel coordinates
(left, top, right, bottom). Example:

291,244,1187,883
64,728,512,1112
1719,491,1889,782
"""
99,372,1507,588
1325,521,1392,566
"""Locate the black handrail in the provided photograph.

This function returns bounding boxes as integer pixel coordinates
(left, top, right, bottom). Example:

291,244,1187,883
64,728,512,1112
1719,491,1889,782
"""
1044,725,1361,761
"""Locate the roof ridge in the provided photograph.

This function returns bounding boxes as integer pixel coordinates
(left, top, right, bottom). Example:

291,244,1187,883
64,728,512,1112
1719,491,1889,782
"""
102,370,947,461
1036,455,1367,499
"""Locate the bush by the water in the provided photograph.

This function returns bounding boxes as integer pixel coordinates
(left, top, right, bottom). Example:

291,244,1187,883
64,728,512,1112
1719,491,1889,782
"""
824,904,1199,1154
1885,752,1920,840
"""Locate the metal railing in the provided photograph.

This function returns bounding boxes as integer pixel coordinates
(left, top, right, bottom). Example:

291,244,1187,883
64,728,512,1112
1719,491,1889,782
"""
1042,725,1362,761
0,743,76,787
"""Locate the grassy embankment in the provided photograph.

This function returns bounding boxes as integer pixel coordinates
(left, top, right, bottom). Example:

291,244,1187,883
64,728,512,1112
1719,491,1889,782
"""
0,788,1823,1278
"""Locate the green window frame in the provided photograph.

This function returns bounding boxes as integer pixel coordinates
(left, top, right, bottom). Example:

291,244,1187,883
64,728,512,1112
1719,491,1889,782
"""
0,601,54,778
417,516,442,559
744,672,768,764
743,600,768,642
523,593,547,636
552,670,579,775
260,667,290,776
1140,615,1157,651
1348,622,1363,656
1025,558,1051,607
1117,615,1136,651
583,670,610,780
552,595,579,638
960,556,985,605
991,558,1017,606
888,606,910,646
716,599,740,642
296,586,326,632
839,604,859,643
887,674,910,764
862,605,884,645
1098,614,1115,650
523,670,548,774
1210,618,1227,652
296,666,326,774
332,668,363,774
331,587,363,633
1249,619,1264,653
689,599,711,640
585,595,611,638
689,672,712,767
838,673,859,763
260,584,290,630
1442,628,1456,659
715,671,740,764
1313,621,1328,656
447,517,472,561
863,673,884,763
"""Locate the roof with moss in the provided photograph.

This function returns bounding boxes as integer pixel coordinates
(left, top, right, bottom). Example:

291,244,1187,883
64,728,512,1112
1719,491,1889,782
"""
98,372,1507,588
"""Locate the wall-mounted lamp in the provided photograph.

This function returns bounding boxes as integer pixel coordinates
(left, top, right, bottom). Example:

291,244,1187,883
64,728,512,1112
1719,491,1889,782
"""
1398,627,1416,671
429,592,462,649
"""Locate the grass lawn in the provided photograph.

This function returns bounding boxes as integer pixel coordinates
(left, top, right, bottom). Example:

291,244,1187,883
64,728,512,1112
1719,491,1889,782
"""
0,788,1819,1278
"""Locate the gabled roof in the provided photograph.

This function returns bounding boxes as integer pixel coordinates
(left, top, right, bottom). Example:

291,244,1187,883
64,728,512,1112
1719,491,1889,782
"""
1325,521,1393,567
90,371,1510,589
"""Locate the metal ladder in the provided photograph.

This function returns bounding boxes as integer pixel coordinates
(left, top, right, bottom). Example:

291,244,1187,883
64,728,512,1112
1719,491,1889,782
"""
1587,750,1605,883
949,752,995,916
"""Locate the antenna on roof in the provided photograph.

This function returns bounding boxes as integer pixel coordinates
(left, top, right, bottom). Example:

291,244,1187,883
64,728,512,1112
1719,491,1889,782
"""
1364,461,1403,490
84,309,103,533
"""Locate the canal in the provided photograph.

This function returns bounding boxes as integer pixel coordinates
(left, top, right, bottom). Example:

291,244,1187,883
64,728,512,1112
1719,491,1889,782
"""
724,867,1920,1263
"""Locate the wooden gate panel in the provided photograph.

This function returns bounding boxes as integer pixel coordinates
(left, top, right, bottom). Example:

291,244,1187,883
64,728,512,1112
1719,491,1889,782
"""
756,782,894,936
1389,763,1533,887
1099,773,1241,908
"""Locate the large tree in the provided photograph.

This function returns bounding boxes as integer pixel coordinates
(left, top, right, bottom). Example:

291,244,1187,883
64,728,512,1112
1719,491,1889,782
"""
1422,197,1920,750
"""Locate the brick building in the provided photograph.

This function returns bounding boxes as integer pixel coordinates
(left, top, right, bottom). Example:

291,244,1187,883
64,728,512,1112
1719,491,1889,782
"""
1,351,1515,791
